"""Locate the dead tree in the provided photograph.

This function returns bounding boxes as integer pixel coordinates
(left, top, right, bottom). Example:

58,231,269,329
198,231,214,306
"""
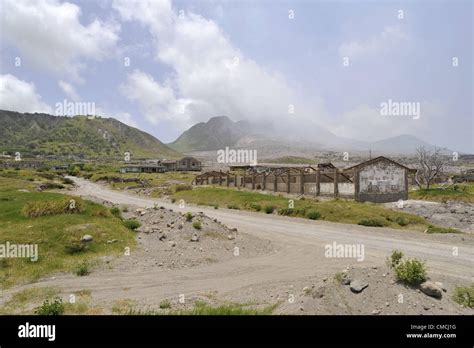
415,146,448,189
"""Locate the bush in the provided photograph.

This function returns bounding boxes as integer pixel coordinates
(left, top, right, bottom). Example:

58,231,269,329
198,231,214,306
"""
306,210,321,220
64,242,87,255
174,184,193,192
264,205,275,214
123,219,141,230
249,203,261,212
357,218,386,227
39,182,65,190
110,207,122,219
394,258,427,285
192,221,202,230
278,208,295,216
185,212,193,221
61,177,75,185
394,216,409,226
23,198,83,218
213,204,219,209
425,225,460,234
452,284,474,308
388,250,404,268
171,198,176,203
75,261,90,276
159,299,171,309
227,204,240,210
35,297,64,315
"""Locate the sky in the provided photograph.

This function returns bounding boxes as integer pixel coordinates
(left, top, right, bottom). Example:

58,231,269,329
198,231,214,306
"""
0,0,472,152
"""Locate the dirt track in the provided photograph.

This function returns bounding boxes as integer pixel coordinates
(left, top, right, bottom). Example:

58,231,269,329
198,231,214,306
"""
3,177,473,314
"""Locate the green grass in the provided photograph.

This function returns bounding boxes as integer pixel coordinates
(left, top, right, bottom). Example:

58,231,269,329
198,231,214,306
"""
452,284,474,308
127,300,277,315
0,176,136,288
409,184,474,203
264,156,316,164
172,187,432,230
394,258,427,285
425,225,461,234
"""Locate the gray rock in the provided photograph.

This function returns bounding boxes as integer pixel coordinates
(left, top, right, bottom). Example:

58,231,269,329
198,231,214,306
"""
168,241,176,247
190,234,199,242
350,280,369,293
81,234,93,243
435,281,447,292
419,281,443,298
227,234,235,240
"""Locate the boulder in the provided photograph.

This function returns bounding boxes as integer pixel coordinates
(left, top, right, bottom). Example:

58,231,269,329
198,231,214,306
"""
419,281,443,298
350,280,369,293
81,234,93,243
190,234,199,242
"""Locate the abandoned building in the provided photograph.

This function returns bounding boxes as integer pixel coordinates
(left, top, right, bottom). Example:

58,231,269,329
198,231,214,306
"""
120,157,201,173
194,156,414,203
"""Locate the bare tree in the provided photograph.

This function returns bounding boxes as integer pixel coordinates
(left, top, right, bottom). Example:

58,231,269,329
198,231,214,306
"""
415,146,448,189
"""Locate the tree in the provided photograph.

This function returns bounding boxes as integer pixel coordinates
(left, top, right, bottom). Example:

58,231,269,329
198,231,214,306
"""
415,146,448,189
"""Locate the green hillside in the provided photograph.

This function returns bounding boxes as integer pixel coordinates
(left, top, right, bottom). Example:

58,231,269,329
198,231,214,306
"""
0,110,181,159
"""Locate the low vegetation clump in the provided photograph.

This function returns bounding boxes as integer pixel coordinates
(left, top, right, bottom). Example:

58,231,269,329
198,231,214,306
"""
185,212,193,221
75,260,90,276
306,210,321,220
452,284,474,308
425,225,460,234
22,198,83,218
192,220,202,230
174,184,193,193
110,207,122,219
410,184,474,203
227,204,240,210
34,297,64,315
159,299,171,309
64,242,88,255
249,203,261,212
357,218,387,227
394,258,427,285
387,250,404,269
123,218,141,230
278,208,295,216
264,205,275,214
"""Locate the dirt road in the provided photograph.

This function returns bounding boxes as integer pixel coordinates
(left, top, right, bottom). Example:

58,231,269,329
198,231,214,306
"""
4,177,473,314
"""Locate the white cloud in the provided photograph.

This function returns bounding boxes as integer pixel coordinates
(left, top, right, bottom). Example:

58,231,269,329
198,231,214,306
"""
0,74,52,113
114,0,326,132
339,25,409,60
58,80,80,101
1,0,120,82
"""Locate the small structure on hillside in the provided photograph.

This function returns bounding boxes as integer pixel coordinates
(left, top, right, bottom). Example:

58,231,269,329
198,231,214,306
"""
344,156,414,203
119,156,201,173
176,157,202,171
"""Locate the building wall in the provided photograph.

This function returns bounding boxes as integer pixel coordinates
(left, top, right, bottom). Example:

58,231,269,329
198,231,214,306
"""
357,161,407,203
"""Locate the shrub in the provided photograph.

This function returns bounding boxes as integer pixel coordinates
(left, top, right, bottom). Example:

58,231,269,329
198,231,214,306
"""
387,250,404,268
278,208,295,216
61,177,75,185
123,219,141,230
394,216,409,226
64,242,87,255
264,205,275,214
185,212,193,222
452,284,474,308
75,261,90,276
91,208,110,218
249,203,261,212
192,221,202,230
35,297,64,315
394,258,427,285
357,218,386,227
110,207,122,219
39,182,65,190
171,198,176,203
122,206,129,212
23,198,83,218
159,299,171,309
425,225,460,234
227,204,240,210
213,204,219,209
174,184,193,192
306,210,321,220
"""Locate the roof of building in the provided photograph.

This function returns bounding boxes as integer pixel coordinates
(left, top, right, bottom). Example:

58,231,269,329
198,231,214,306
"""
343,156,413,172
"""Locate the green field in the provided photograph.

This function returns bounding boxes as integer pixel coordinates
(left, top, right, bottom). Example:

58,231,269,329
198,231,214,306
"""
172,187,438,231
0,173,135,288
409,183,474,203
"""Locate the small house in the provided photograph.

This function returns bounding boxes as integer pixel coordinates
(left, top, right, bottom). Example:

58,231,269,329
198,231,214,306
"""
176,157,201,171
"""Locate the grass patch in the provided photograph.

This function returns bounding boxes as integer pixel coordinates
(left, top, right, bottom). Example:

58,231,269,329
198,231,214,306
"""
123,218,141,230
34,297,64,315
358,218,388,227
264,205,275,214
452,284,474,308
192,220,202,230
306,210,321,220
159,300,171,309
0,176,135,288
172,187,435,231
409,184,474,203
22,198,83,218
425,225,461,234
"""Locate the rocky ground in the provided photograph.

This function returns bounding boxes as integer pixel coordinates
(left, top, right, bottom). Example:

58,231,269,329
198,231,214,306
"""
385,200,474,233
93,202,273,272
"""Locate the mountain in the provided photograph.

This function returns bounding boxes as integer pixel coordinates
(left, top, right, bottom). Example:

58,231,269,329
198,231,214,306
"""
0,110,181,159
169,116,253,152
169,115,442,156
